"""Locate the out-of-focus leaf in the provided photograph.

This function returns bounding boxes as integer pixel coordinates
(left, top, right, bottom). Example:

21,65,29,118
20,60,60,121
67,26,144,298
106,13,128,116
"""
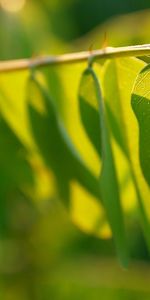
0,118,34,236
0,172,12,236
0,70,33,147
0,71,37,236
74,10,150,51
27,75,100,207
0,117,34,188
131,64,150,186
70,181,111,239
79,67,128,266
102,57,150,250
0,71,56,205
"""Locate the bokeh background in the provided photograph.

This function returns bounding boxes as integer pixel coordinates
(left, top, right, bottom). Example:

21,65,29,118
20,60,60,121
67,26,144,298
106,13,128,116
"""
0,0,150,299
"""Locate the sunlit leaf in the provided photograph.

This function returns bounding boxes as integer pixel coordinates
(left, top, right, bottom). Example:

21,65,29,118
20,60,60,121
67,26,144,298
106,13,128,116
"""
0,71,54,206
79,68,101,156
41,63,100,177
27,74,100,208
80,67,128,266
70,181,111,239
131,64,150,186
0,70,32,147
38,65,111,238
102,57,150,250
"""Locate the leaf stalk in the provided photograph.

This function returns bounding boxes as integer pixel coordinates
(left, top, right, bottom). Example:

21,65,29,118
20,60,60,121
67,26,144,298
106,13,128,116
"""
0,44,150,72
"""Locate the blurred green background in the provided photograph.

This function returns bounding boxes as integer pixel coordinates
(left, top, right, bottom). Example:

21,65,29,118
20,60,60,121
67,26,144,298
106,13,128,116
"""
0,0,150,299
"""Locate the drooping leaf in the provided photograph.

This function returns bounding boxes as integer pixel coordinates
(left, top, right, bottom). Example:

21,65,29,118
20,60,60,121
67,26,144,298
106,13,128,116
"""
27,74,100,207
41,63,100,177
39,65,110,238
79,68,101,157
78,62,137,219
102,57,150,250
0,71,54,215
80,67,128,267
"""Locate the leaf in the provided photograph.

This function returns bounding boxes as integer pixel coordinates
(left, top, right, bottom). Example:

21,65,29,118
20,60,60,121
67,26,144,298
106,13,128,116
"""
0,72,37,236
0,70,32,147
0,118,35,236
41,63,100,177
80,67,128,267
0,171,12,236
102,57,150,251
0,117,34,188
79,68,102,156
0,71,53,199
76,10,150,51
36,65,111,238
70,181,111,239
131,64,150,186
27,74,100,207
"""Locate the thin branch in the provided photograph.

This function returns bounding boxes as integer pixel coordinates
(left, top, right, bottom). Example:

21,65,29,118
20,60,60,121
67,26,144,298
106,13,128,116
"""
0,44,150,73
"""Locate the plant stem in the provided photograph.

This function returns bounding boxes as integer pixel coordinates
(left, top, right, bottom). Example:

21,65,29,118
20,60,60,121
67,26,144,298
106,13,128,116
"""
0,44,150,73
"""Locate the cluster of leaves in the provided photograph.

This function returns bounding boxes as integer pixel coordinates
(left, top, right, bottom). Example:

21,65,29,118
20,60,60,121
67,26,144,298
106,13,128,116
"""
0,55,150,267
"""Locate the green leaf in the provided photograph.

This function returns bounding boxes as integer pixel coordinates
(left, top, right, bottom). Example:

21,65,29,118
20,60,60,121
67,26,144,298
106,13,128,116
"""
39,65,110,238
0,70,32,147
27,74,100,207
102,57,150,251
131,64,150,186
0,118,34,236
40,63,100,178
80,67,128,267
0,72,36,236
79,68,102,156
0,172,12,236
0,117,34,188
